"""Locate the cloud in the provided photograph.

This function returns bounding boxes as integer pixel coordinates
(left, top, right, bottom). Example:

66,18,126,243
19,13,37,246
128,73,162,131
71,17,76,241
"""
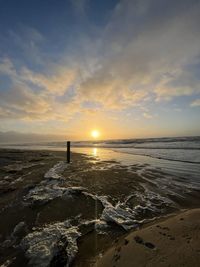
20,66,78,95
78,0,200,106
143,112,153,119
0,57,17,77
0,57,81,121
0,84,51,119
78,71,149,109
1,0,200,124
154,68,200,101
190,99,200,107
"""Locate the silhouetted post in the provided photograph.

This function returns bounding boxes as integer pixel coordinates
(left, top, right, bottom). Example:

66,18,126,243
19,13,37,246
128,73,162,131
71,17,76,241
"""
66,141,70,163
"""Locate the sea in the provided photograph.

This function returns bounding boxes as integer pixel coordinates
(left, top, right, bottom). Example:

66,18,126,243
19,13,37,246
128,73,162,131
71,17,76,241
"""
2,135,200,180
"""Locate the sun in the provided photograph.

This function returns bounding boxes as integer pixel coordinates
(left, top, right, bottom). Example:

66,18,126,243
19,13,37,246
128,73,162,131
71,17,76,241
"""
91,130,100,139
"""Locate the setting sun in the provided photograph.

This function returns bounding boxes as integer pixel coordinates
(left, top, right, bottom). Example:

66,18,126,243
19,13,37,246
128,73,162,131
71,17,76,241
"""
91,130,100,139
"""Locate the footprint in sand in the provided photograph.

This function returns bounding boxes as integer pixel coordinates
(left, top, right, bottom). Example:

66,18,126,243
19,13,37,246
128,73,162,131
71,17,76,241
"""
144,242,155,249
158,231,175,240
116,246,121,253
182,234,191,243
134,235,143,244
156,225,161,229
157,225,176,241
159,231,166,236
134,236,156,250
162,226,170,231
186,236,192,243
157,225,170,232
113,246,121,263
124,238,129,245
114,254,120,262
114,238,119,243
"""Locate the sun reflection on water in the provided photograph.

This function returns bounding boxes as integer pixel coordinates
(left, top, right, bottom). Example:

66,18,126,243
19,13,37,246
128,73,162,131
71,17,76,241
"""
92,147,98,157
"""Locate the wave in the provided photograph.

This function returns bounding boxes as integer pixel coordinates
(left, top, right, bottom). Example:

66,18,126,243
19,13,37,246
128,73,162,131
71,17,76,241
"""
1,137,200,165
112,148,200,164
72,136,200,147
2,136,200,150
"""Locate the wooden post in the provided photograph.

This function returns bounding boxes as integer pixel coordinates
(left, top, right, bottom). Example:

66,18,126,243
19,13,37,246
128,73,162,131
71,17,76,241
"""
67,141,70,163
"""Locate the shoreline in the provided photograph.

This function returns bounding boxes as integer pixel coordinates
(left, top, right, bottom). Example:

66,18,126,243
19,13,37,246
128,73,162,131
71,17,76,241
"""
95,208,200,267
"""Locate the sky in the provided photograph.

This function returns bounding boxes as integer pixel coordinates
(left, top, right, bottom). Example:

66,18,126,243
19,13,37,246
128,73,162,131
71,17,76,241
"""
0,0,200,142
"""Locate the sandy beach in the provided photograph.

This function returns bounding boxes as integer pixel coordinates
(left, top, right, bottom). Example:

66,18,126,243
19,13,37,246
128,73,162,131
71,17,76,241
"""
0,148,200,267
96,209,200,267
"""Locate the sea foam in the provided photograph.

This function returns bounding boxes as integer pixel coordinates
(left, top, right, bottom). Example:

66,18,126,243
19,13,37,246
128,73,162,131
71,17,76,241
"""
21,221,81,267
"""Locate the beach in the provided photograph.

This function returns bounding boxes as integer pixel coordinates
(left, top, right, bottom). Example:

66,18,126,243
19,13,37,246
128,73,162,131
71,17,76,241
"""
96,209,200,267
0,146,200,266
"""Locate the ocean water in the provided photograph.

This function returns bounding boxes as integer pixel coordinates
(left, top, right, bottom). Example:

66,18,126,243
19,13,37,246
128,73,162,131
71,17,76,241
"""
2,136,200,179
74,136,200,163
2,136,200,161
1,136,200,194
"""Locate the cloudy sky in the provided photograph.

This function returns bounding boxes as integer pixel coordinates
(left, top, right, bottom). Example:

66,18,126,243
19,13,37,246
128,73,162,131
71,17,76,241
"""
0,0,200,141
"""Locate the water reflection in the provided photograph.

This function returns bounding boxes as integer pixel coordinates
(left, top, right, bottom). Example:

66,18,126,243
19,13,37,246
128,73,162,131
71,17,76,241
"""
93,147,98,157
71,147,200,181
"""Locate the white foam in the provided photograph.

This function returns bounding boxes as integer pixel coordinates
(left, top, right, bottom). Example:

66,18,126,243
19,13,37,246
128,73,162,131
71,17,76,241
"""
24,182,87,205
21,221,81,267
83,189,176,231
24,161,176,232
24,161,71,204
44,161,67,179
82,193,139,231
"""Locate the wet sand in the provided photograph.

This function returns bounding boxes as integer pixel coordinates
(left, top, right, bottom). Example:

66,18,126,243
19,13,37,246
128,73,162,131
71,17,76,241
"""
0,148,200,266
96,209,200,267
